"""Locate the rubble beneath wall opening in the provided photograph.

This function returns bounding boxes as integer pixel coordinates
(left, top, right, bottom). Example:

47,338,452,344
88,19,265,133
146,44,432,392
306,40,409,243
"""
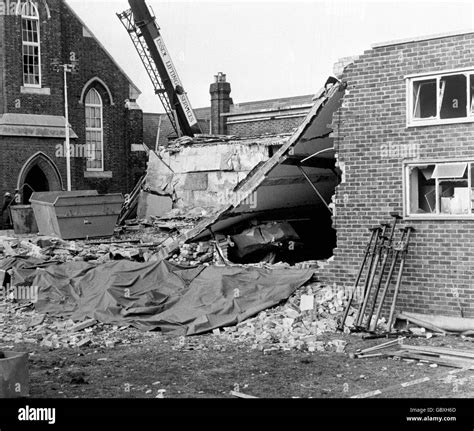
179,79,346,268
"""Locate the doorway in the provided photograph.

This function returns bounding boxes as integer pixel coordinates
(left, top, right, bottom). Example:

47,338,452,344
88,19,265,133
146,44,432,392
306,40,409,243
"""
23,165,50,203
18,152,63,203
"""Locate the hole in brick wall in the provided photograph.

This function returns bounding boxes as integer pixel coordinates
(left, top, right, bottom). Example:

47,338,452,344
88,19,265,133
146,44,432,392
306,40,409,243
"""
219,207,336,265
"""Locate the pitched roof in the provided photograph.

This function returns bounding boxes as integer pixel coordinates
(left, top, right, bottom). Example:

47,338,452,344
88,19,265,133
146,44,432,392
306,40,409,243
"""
143,93,315,148
229,94,314,115
64,0,141,97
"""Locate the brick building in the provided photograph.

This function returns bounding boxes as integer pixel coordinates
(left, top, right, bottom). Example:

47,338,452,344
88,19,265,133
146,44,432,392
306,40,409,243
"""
324,30,474,317
0,0,145,207
144,72,314,149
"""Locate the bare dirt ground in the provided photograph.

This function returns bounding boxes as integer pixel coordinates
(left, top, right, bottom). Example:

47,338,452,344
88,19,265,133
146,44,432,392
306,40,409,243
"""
12,332,474,399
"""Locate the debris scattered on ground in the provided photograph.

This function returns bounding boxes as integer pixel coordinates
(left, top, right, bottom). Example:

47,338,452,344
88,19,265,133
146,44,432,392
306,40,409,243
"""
0,301,157,350
168,241,216,266
396,311,474,335
353,336,474,369
218,283,356,352
350,337,406,359
0,209,215,265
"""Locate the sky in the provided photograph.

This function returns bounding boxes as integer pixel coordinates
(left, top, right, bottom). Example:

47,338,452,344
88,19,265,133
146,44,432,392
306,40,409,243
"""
67,0,474,114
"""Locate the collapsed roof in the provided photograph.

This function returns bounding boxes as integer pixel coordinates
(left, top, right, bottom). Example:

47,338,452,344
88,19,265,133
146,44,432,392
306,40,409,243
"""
156,78,346,259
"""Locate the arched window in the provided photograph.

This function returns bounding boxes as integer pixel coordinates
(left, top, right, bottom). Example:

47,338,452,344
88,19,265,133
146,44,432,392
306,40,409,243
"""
21,1,41,87
85,88,104,171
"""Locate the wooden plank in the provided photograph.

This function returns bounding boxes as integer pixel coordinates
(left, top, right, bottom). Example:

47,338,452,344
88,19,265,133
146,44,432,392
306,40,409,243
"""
397,312,447,335
71,318,97,332
359,337,405,354
391,351,473,368
399,311,474,333
355,353,386,359
400,344,474,359
230,391,258,399
282,155,336,170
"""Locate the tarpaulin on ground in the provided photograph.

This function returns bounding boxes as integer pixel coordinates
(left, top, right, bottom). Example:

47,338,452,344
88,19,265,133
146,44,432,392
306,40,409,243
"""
0,257,60,287
18,259,314,335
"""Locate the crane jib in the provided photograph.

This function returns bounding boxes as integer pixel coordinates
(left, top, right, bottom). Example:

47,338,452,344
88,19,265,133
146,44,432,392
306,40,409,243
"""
154,36,199,128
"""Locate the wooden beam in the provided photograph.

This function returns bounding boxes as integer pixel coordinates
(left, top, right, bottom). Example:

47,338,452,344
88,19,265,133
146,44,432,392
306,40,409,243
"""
282,155,336,170
298,166,332,213
400,344,474,359
230,391,258,399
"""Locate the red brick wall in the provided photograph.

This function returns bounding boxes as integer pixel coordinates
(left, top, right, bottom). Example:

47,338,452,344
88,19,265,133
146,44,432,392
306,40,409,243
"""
321,33,474,318
0,0,144,200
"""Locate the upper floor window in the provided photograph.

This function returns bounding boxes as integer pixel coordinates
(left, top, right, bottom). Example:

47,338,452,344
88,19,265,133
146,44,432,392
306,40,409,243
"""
407,69,474,127
85,88,104,171
21,1,41,87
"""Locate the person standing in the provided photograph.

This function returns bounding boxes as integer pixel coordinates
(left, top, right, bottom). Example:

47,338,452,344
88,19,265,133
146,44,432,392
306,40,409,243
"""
1,192,14,230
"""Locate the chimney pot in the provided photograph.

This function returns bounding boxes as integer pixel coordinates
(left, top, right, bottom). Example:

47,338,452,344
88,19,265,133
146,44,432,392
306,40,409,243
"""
215,72,226,83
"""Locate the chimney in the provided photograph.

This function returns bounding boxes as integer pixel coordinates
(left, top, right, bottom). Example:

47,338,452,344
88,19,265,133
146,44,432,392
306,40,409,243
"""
210,72,232,135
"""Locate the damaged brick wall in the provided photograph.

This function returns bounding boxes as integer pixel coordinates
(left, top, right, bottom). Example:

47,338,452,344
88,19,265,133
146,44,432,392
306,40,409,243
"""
321,33,474,318
227,117,303,138
143,142,271,214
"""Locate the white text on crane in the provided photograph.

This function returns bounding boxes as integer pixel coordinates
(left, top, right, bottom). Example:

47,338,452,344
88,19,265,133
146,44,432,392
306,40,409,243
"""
154,36,199,128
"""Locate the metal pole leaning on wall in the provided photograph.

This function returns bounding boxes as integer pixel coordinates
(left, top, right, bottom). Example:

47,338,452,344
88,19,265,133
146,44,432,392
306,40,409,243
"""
369,227,408,333
353,226,383,327
387,226,415,332
364,212,402,330
338,227,378,331
355,223,390,328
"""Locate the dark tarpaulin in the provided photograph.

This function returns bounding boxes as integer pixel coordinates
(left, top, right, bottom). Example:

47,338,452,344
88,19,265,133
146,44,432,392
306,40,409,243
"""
23,259,314,335
0,257,60,287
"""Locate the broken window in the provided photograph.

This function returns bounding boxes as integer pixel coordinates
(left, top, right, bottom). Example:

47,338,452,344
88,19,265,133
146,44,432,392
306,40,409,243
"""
406,161,473,217
409,71,474,125
21,1,41,87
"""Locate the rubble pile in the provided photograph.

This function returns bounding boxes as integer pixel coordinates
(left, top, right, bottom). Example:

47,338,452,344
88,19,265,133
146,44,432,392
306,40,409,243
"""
219,283,358,353
0,206,223,265
0,301,155,350
0,210,362,352
168,241,216,266
0,225,179,264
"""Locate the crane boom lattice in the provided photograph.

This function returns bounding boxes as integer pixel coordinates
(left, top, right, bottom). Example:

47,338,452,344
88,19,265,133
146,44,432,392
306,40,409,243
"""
117,8,179,135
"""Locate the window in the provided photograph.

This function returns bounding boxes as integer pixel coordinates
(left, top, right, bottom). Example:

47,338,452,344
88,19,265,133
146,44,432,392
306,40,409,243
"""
85,88,104,171
405,161,474,218
21,1,41,87
407,69,474,126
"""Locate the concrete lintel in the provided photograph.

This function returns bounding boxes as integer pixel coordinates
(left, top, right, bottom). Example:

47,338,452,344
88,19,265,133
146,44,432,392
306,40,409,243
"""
84,171,113,179
20,86,51,95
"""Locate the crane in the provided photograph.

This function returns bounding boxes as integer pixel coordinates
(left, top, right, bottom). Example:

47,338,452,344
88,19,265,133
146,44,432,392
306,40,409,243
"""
118,0,202,138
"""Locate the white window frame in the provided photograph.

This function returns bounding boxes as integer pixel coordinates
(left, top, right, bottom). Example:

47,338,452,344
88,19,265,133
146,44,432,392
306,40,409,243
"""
85,88,105,172
403,158,474,220
406,67,474,127
21,1,41,88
